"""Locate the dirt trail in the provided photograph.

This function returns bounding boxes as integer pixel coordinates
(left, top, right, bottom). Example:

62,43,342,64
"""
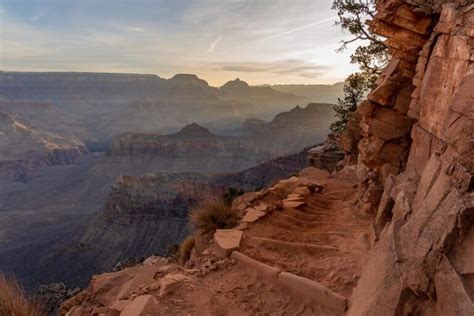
62,171,374,315
241,176,373,297
154,264,327,316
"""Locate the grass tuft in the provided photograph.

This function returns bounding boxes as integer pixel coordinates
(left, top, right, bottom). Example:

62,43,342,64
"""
0,273,43,316
179,235,195,264
189,197,238,233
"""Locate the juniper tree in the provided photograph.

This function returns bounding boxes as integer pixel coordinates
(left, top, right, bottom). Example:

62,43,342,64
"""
330,0,388,132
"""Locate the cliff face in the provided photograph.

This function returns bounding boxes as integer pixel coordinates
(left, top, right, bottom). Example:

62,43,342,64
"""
106,124,273,173
0,111,87,181
349,0,474,314
242,103,336,154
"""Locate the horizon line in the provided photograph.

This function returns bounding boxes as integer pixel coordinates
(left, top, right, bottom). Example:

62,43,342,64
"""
0,69,345,87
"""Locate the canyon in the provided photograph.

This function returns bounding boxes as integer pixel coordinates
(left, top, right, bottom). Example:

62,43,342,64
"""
60,0,474,315
0,72,341,294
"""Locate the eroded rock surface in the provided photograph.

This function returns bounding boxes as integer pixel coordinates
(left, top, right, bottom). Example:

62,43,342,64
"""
348,1,474,314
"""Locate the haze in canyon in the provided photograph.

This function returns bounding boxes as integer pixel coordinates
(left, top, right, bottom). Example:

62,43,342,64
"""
2,0,472,315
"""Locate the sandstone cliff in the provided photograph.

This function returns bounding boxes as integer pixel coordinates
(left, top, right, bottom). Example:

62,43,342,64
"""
348,0,474,314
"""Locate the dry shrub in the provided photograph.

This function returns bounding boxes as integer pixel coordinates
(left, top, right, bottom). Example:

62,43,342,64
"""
189,197,238,233
179,235,195,264
0,273,43,316
273,186,288,199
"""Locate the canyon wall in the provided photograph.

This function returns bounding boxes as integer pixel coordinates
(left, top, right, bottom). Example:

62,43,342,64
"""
0,111,87,181
348,0,474,314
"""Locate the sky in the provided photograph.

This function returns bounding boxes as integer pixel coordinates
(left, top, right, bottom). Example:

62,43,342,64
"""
0,0,360,86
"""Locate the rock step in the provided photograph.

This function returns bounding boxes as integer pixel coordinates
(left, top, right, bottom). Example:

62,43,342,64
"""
246,223,353,244
242,246,363,296
271,212,320,225
231,251,346,315
277,208,321,221
243,238,345,263
246,236,341,253
214,229,243,257
263,215,350,232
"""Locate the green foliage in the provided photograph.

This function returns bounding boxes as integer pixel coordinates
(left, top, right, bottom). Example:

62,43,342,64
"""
331,0,389,132
189,197,238,233
223,187,244,205
331,73,371,133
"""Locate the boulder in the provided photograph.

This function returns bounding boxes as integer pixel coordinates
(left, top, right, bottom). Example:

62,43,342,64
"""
253,203,269,212
91,268,137,306
119,295,160,316
214,229,243,257
282,200,305,209
241,208,266,223
109,300,131,312
91,307,120,316
117,265,159,300
159,273,192,297
142,256,160,266
292,186,311,197
287,193,304,200
65,306,92,316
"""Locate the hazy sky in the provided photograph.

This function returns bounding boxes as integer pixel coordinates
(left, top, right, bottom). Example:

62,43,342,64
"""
0,0,360,86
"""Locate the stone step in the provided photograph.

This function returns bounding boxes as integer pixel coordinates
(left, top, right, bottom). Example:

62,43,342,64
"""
231,251,346,315
214,229,243,257
246,236,340,253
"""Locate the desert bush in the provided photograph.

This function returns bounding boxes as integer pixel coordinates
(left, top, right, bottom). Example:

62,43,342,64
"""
273,186,288,199
167,244,179,258
0,273,43,316
179,235,195,264
223,187,244,205
189,197,238,233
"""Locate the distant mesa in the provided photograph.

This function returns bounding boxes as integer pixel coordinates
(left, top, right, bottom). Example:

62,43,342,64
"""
168,74,211,90
220,78,250,93
174,123,216,138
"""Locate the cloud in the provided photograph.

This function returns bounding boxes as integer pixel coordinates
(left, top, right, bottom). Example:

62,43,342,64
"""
207,36,222,52
30,10,47,23
218,59,331,79
126,26,145,32
260,15,337,41
1,0,357,85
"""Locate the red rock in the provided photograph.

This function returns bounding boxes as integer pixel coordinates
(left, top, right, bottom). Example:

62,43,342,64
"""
282,200,305,209
158,273,192,297
214,229,243,257
117,265,159,300
119,295,159,316
298,167,330,180
292,186,311,197
241,208,266,223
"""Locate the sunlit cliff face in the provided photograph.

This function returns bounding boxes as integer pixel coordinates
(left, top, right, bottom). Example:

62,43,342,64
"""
1,0,358,85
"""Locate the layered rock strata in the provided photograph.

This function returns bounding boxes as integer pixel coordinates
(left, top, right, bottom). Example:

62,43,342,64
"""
348,0,474,314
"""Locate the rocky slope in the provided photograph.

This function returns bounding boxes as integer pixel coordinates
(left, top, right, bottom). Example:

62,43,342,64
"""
61,1,473,315
240,103,336,153
0,111,87,181
0,143,320,290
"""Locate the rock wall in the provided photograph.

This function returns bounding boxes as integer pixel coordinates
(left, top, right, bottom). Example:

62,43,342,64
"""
349,0,474,314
